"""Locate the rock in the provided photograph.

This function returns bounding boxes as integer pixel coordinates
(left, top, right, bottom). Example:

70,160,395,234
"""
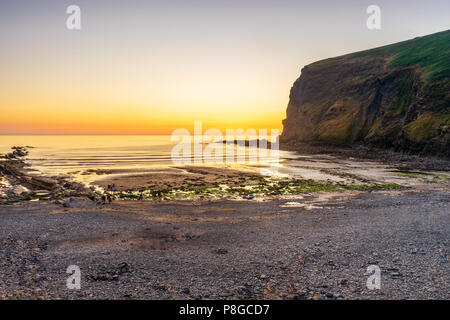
219,292,232,298
214,249,228,255
118,262,130,274
292,292,307,300
13,185,29,196
280,30,450,157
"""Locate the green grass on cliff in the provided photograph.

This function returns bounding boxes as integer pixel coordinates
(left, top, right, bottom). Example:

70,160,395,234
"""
404,112,448,142
351,30,450,82
392,73,414,115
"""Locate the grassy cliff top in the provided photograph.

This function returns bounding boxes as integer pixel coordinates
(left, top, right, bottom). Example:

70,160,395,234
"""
350,30,450,82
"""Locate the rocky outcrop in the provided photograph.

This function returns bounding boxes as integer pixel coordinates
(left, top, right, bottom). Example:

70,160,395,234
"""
281,30,450,157
0,147,97,202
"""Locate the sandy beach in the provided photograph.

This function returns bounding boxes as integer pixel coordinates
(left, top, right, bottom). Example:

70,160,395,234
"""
0,187,448,299
0,146,449,299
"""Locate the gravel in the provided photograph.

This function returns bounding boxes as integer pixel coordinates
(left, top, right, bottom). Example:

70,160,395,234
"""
0,189,448,300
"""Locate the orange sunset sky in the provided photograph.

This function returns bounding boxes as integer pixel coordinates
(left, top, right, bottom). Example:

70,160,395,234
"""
1,1,449,135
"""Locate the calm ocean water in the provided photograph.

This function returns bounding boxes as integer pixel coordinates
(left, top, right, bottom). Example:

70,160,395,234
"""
0,135,290,178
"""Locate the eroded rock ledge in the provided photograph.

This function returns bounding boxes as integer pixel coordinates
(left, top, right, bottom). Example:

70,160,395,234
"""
281,30,450,157
0,147,95,202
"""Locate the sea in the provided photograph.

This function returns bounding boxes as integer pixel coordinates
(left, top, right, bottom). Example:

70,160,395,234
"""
0,135,294,182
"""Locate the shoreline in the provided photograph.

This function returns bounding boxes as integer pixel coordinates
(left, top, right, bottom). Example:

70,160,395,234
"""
1,145,449,204
0,145,449,299
279,141,450,171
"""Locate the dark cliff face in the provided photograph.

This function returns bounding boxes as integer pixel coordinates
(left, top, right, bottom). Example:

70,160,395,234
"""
281,30,450,157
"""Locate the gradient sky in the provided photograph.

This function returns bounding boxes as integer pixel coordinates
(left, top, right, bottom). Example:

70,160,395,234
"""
1,0,449,134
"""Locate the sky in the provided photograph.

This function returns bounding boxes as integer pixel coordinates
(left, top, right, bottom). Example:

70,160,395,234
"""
0,0,449,135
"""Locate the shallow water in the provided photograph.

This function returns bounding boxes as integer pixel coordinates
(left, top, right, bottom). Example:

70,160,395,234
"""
0,135,292,182
1,135,436,186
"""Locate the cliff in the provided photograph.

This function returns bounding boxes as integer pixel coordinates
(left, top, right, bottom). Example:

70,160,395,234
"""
281,30,450,157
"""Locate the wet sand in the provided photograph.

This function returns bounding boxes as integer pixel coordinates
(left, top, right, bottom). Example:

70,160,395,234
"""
92,166,265,192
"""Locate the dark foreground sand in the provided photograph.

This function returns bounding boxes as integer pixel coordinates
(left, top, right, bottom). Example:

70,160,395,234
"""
0,187,448,300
